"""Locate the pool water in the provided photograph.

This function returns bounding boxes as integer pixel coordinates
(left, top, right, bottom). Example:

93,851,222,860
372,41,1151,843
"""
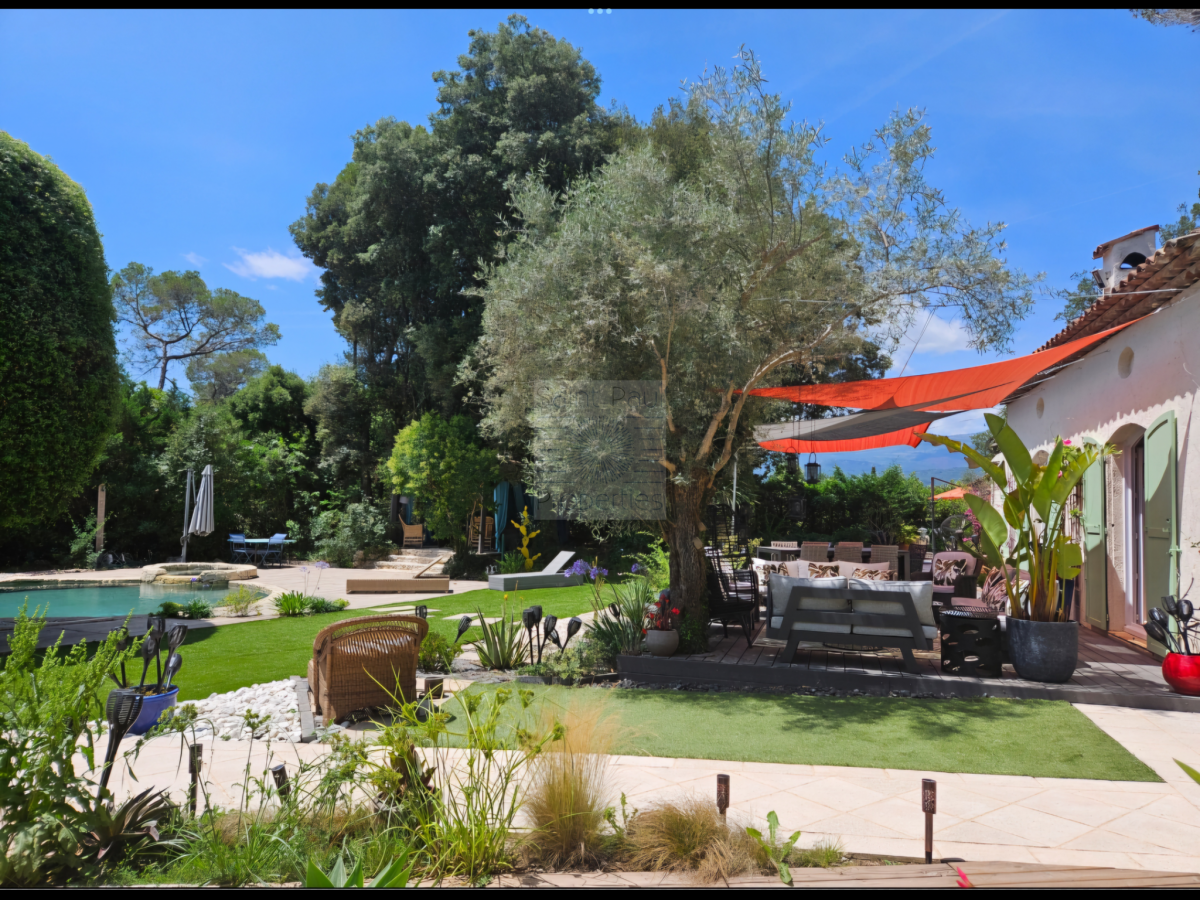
0,583,251,618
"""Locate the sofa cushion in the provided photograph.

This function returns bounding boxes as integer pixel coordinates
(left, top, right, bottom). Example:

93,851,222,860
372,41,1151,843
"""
847,578,935,628
852,624,938,640
751,557,789,589
768,574,847,622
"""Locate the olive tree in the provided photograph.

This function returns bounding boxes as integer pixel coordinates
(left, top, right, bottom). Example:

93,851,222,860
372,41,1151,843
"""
472,52,1035,613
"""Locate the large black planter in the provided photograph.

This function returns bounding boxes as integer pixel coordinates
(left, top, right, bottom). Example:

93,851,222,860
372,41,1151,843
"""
1007,618,1078,683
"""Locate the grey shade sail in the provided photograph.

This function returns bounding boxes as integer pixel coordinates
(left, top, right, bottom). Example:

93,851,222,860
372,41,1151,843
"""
187,464,215,537
754,407,959,444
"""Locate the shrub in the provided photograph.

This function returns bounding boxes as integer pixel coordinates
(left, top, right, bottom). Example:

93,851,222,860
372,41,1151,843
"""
629,533,670,590
307,598,348,614
418,632,462,673
442,552,489,580
522,696,615,868
625,797,758,883
183,598,213,620
470,604,529,670
274,592,309,617
497,551,524,575
0,133,121,535
310,503,390,569
156,601,183,618
221,585,260,617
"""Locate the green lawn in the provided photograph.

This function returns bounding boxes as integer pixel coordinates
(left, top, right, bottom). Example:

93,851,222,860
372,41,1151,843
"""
441,686,1161,782
174,584,597,700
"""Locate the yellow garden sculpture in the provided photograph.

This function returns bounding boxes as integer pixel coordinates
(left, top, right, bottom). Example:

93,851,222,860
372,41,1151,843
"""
511,507,541,572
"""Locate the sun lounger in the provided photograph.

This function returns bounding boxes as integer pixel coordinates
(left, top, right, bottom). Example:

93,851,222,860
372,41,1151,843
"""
487,550,583,591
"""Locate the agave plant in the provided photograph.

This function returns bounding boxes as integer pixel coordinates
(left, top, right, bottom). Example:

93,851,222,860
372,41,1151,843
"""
920,413,1111,622
83,787,173,862
469,601,529,670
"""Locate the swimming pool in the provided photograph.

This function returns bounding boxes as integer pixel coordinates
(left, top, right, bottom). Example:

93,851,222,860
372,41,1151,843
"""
0,582,258,618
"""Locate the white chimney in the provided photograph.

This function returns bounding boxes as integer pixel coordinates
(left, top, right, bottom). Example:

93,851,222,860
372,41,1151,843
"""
1092,225,1158,292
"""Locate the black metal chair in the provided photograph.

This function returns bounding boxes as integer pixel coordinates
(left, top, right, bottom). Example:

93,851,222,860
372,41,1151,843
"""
260,533,287,568
228,533,251,564
705,548,759,645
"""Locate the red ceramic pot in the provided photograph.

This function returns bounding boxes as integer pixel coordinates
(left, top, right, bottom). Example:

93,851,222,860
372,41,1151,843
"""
1162,653,1200,696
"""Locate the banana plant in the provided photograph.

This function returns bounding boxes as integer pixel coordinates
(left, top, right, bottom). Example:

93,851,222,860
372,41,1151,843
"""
919,413,1111,622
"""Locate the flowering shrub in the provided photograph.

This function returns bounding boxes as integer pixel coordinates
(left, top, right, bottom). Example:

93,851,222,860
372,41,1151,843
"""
566,558,608,607
645,593,680,632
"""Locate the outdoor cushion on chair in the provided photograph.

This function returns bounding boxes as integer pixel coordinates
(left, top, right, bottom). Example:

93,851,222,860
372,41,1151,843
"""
847,579,936,640
767,575,848,631
846,562,894,580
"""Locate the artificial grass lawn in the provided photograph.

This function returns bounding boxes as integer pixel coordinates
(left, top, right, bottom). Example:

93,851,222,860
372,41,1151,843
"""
173,584,597,700
442,685,1162,782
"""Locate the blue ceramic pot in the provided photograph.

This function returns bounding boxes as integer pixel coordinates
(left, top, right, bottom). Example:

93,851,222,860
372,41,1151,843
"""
128,686,179,735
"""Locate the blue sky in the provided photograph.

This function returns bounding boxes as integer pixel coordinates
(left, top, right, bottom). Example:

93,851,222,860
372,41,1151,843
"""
3,9,1198,446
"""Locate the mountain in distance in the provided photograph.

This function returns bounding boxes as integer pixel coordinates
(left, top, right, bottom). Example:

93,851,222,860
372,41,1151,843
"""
808,433,978,484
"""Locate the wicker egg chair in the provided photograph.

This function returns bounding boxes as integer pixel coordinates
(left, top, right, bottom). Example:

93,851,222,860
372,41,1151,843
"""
307,614,428,725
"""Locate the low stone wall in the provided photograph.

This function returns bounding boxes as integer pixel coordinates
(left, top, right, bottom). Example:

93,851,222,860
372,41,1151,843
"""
140,562,258,584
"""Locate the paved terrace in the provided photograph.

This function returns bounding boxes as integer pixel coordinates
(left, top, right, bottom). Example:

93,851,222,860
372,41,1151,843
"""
88,703,1200,875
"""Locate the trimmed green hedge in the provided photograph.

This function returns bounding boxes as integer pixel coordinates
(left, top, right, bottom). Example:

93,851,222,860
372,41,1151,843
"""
0,133,119,532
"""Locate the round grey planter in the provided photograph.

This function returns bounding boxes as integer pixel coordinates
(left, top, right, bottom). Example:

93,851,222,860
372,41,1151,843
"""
1007,618,1078,683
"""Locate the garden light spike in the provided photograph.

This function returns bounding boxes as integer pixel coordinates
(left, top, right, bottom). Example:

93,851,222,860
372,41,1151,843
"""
416,605,428,620
166,624,188,655
114,627,131,687
562,616,582,652
1144,619,1177,653
546,627,562,651
540,614,558,664
455,615,472,643
161,652,183,692
136,631,160,690
521,607,538,660
608,602,620,619
99,689,144,795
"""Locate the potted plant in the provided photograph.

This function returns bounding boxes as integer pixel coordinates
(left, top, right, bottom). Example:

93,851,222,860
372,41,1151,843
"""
921,414,1111,683
644,589,681,657
895,523,921,551
1146,597,1200,695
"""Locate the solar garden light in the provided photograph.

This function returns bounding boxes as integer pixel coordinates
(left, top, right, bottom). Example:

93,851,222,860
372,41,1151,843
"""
455,615,472,643
522,607,538,660
415,605,428,619
922,779,937,863
271,763,291,800
539,614,557,664
99,689,144,795
561,616,583,652
546,626,562,652
188,743,203,816
716,773,730,818
608,602,620,619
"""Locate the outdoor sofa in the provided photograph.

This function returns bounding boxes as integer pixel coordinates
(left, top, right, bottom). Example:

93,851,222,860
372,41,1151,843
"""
307,614,428,725
766,575,936,674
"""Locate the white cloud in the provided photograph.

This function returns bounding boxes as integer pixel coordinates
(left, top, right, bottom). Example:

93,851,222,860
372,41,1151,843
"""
903,315,971,356
224,247,316,282
183,251,207,266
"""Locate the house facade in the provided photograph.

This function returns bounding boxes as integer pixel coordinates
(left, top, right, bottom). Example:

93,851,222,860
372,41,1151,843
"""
1000,226,1200,655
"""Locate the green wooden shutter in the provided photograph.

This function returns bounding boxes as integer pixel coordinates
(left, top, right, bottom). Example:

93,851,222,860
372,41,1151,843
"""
1082,437,1107,630
1143,411,1179,655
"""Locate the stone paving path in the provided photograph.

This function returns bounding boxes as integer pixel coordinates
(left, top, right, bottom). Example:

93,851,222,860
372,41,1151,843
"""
89,701,1200,874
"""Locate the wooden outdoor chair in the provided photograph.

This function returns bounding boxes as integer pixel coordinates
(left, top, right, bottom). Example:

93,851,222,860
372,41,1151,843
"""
401,521,425,548
467,515,494,550
869,545,900,574
306,614,429,725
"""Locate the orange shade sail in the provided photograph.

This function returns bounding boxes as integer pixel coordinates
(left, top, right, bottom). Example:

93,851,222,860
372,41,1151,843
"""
750,320,1134,411
934,487,968,500
760,422,932,455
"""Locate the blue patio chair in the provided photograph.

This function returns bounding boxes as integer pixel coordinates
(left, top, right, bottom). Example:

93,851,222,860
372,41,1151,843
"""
229,533,251,564
260,533,287,568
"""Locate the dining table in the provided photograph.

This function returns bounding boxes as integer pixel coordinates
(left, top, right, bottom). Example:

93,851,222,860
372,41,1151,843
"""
241,537,296,564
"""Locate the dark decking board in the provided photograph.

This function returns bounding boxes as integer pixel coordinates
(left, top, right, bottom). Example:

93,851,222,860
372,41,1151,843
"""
617,621,1200,712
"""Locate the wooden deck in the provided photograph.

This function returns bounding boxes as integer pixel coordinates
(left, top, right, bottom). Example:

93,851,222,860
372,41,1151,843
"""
618,619,1200,712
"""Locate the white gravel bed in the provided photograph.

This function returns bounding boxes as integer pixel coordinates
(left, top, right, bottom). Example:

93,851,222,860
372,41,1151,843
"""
180,679,303,743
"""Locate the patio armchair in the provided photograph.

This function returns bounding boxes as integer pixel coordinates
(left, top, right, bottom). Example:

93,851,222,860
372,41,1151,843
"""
869,545,900,575
307,614,428,725
767,575,936,674
260,533,287,568
911,550,981,613
908,544,930,575
833,542,868,565
801,542,832,562
401,520,425,548
228,533,251,564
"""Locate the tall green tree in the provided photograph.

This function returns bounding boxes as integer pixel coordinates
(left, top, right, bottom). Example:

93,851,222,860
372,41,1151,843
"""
290,15,616,488
0,132,121,533
474,52,1035,612
387,413,499,554
110,262,280,390
186,348,268,402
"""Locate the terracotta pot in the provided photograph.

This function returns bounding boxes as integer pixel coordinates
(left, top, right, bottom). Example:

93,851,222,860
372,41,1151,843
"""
1162,653,1200,696
645,629,679,658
